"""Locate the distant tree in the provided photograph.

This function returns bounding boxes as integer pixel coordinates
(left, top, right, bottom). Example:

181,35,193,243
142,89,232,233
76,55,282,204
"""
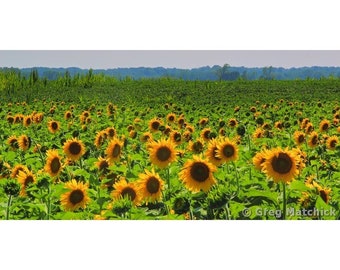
29,68,39,85
261,66,275,80
216,64,230,81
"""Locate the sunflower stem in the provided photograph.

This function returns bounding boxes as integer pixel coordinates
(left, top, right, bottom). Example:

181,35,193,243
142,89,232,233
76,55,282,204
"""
225,201,231,220
166,167,170,200
247,134,252,152
282,182,287,220
6,195,12,220
32,138,45,165
232,161,240,195
46,185,51,220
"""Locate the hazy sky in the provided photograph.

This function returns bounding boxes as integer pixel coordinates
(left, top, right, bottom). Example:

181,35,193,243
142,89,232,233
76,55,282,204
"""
1,50,340,69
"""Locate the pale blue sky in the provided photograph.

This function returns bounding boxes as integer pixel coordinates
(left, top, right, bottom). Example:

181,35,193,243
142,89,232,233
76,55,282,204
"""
1,50,340,69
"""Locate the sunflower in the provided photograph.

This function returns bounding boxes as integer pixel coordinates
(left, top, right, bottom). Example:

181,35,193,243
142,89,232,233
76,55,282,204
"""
252,150,268,171
149,118,162,132
170,130,182,145
48,120,60,133
293,131,305,145
94,131,106,149
205,138,224,166
199,117,209,126
305,122,314,134
129,130,137,139
185,124,195,133
147,138,177,168
307,131,319,148
105,127,116,139
162,125,172,136
60,179,90,211
64,110,73,120
17,170,36,196
262,148,300,183
11,164,29,179
228,118,238,128
14,114,23,124
274,121,283,130
216,138,238,163
44,149,63,177
179,155,217,193
63,138,86,161
188,138,205,154
6,115,14,124
111,178,141,206
140,131,153,143
298,192,312,208
166,113,176,123
106,102,117,116
291,148,307,173
176,116,185,127
326,135,338,150
18,135,31,151
219,128,226,136
200,127,212,141
319,119,330,132
105,137,124,164
137,168,164,203
7,135,19,150
182,131,192,142
95,157,110,176
33,112,44,124
318,186,331,204
23,115,33,127
253,128,264,139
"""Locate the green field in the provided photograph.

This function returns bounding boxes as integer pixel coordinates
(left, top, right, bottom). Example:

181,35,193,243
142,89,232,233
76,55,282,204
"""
1,72,340,220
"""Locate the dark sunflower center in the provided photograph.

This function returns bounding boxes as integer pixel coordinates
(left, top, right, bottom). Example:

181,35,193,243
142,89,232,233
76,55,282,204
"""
174,133,181,142
99,161,109,171
230,120,236,126
311,136,318,145
10,139,18,148
330,140,337,148
319,190,328,203
51,122,58,130
50,157,61,173
190,162,210,182
26,118,31,125
108,129,115,137
298,135,305,143
156,146,171,162
168,115,175,121
322,123,329,130
193,141,203,152
23,137,28,146
69,189,84,205
272,153,293,174
8,117,14,124
151,121,160,130
24,175,34,187
112,144,121,157
146,177,160,194
203,130,210,139
121,187,136,201
69,142,81,155
223,144,235,158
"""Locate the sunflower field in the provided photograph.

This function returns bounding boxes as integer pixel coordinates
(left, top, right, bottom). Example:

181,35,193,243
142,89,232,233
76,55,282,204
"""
1,73,340,220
